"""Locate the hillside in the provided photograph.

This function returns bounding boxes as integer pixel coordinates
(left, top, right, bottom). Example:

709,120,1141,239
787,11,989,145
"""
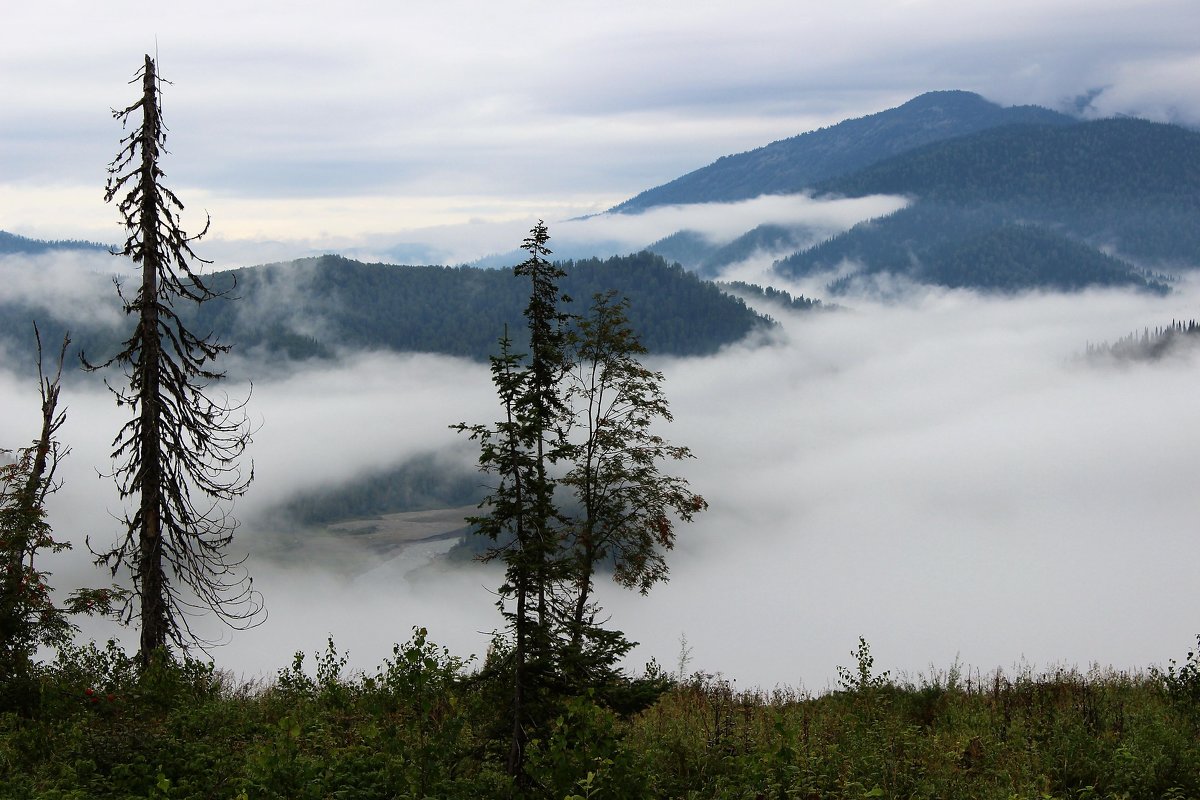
611,90,1074,213
778,203,1171,294
0,230,110,255
191,252,772,361
818,117,1200,207
0,248,776,370
611,94,1200,293
774,117,1200,291
816,117,1200,264
650,224,819,277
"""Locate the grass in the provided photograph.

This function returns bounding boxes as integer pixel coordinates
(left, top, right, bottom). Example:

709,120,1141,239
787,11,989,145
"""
1,633,1198,799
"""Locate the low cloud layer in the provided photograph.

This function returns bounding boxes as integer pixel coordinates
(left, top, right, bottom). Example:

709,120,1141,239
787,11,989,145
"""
5,274,1198,689
0,251,123,329
554,193,910,258
338,193,908,268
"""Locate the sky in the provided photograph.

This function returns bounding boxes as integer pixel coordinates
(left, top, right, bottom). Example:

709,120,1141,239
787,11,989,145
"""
3,0,1200,264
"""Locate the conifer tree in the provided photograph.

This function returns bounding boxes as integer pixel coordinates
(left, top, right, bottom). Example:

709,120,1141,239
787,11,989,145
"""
455,221,573,781
85,55,260,666
457,222,709,779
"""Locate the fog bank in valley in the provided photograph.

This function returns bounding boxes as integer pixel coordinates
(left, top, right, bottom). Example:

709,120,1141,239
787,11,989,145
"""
3,270,1198,690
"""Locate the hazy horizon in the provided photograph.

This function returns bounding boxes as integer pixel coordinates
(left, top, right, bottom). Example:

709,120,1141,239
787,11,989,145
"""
4,0,1199,261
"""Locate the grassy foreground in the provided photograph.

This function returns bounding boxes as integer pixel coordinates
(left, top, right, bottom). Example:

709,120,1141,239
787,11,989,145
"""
2,633,1198,799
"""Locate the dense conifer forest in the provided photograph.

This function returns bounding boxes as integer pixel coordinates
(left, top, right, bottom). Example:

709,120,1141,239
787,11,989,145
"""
1083,320,1200,362
0,249,775,370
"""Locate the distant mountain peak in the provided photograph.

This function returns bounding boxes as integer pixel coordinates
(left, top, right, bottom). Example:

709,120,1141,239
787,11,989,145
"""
609,91,1074,214
896,89,992,109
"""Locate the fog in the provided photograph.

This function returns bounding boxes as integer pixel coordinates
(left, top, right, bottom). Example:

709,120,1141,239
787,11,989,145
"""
334,193,910,268
4,255,1198,691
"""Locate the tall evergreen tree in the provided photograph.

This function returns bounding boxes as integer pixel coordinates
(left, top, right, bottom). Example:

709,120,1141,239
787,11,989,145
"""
512,221,573,659
85,55,260,666
455,221,574,782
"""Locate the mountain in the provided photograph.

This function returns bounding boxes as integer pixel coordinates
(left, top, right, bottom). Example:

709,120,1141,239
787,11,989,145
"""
611,91,1075,213
0,230,110,255
613,92,1199,293
650,224,818,277
817,117,1200,208
775,117,1200,292
189,253,772,361
0,249,778,371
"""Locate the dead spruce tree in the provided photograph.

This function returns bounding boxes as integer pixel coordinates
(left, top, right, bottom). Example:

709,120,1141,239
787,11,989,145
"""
85,55,260,666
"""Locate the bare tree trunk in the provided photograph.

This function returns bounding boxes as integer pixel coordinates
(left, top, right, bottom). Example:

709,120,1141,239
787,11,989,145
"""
508,564,528,781
135,55,167,664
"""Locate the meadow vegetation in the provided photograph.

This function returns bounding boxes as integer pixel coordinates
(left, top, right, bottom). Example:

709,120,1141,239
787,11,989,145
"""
1,632,1198,799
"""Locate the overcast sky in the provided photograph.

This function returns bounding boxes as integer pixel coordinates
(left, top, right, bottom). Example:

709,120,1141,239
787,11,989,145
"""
3,0,1200,262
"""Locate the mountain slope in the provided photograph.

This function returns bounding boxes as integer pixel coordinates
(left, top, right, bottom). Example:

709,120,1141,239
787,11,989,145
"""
0,230,110,255
818,117,1200,209
776,117,1200,290
611,91,1074,213
777,202,1171,295
610,92,1199,293
0,249,777,370
193,252,771,361
649,224,818,277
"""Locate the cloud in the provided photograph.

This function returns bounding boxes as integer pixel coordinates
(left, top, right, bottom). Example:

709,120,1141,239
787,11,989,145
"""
556,194,911,255
0,251,124,329
4,0,1199,249
335,193,909,268
616,279,1200,688
1084,53,1200,126
8,272,1199,688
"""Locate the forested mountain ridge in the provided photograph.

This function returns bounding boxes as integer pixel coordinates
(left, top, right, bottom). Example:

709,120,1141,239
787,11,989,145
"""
0,249,777,369
623,93,1199,293
195,252,772,360
612,90,1075,213
652,224,820,277
774,117,1200,292
0,230,110,254
777,202,1172,294
817,117,1200,210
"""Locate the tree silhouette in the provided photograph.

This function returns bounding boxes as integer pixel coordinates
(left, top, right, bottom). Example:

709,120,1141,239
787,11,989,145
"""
559,291,706,687
85,55,261,666
454,221,573,781
456,224,706,782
